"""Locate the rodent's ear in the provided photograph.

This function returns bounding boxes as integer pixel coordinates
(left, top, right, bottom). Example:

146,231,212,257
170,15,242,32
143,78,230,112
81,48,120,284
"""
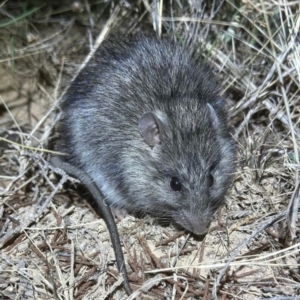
138,112,164,146
207,103,219,130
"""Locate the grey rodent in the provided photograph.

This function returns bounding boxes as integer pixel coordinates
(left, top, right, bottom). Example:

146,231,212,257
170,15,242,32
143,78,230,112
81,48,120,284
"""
52,34,236,293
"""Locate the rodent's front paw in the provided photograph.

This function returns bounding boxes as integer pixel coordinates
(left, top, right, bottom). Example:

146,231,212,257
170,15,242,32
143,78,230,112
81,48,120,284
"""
111,207,129,221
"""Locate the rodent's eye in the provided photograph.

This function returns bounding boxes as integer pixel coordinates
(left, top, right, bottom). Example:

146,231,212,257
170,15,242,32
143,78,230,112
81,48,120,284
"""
208,173,214,188
170,177,182,192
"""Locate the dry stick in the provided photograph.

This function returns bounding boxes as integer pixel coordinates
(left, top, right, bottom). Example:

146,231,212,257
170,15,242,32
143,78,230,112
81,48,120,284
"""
261,0,300,239
172,233,190,268
0,170,66,248
212,210,287,300
234,106,260,138
155,230,185,247
56,4,120,104
234,44,293,138
263,99,300,135
286,180,300,239
138,236,202,297
256,297,300,300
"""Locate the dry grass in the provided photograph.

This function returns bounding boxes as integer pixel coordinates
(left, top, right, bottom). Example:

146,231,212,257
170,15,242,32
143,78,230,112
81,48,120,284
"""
0,0,299,299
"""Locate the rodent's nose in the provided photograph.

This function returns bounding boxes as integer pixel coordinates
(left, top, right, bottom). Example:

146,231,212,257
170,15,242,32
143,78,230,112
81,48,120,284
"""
177,210,212,235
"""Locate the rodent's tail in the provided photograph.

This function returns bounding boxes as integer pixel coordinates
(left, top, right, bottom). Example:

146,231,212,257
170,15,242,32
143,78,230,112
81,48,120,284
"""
50,156,132,295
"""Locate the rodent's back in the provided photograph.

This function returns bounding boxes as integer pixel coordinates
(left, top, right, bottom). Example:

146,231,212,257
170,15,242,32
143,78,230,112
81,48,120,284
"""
59,35,226,165
57,35,236,235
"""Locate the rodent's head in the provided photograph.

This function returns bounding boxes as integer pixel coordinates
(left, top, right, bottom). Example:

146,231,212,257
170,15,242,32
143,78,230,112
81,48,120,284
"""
126,99,236,235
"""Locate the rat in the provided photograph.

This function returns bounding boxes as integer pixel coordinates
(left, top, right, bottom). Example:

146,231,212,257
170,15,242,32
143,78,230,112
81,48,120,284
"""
51,34,236,294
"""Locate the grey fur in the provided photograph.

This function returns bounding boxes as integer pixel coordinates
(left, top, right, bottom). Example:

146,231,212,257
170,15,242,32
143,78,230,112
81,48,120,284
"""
55,34,236,236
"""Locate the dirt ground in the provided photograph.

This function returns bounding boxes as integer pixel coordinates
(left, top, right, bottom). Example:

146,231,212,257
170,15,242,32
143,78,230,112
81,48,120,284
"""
0,1,299,299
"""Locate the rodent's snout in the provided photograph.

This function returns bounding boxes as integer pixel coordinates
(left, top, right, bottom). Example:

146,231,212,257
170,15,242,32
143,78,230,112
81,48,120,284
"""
176,209,213,235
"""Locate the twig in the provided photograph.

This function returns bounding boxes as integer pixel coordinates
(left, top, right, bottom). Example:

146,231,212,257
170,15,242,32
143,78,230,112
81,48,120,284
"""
212,210,287,299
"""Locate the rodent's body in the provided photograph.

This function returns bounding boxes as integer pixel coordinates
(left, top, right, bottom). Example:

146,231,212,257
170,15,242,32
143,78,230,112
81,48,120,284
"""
56,35,236,235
